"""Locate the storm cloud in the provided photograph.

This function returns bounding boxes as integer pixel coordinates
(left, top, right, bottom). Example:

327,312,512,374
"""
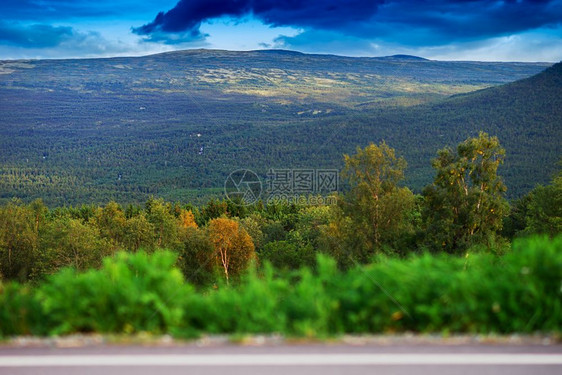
133,0,383,39
133,0,562,45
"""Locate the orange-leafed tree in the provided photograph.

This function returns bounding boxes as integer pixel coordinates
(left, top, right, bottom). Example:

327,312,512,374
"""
178,209,198,229
207,217,255,283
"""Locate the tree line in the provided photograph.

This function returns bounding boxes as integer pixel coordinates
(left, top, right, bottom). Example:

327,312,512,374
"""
1,132,560,284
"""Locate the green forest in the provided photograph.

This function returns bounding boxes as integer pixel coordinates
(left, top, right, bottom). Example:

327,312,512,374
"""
1,133,561,338
1,51,560,206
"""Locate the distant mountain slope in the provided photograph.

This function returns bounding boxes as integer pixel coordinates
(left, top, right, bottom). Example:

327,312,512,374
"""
330,62,562,195
0,49,549,109
0,50,557,205
443,62,561,190
447,60,562,108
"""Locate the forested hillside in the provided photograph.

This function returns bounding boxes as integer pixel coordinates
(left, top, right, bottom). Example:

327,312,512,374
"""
0,50,557,205
328,62,562,194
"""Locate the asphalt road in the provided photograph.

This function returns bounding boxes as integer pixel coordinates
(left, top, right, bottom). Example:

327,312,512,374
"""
1,343,561,375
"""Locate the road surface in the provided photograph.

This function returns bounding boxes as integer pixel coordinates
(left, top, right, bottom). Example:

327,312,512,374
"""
1,342,561,375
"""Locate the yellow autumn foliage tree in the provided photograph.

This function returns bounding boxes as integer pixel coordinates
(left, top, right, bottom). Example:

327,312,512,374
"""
178,209,198,229
207,217,255,283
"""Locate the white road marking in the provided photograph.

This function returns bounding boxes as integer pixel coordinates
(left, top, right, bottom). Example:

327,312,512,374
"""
0,354,561,367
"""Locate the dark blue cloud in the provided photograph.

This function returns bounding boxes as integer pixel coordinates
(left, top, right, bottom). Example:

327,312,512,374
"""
133,0,562,45
0,0,113,21
133,0,382,39
369,0,562,45
0,0,168,21
0,22,75,48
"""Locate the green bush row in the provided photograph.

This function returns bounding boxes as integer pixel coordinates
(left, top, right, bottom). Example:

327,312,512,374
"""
1,235,561,338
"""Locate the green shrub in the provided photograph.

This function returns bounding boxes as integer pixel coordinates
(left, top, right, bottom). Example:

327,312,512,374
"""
0,282,48,337
280,255,342,336
334,235,562,334
182,264,289,335
37,251,190,335
1,236,561,338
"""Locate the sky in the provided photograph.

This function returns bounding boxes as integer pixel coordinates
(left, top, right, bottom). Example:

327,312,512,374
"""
0,0,561,61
